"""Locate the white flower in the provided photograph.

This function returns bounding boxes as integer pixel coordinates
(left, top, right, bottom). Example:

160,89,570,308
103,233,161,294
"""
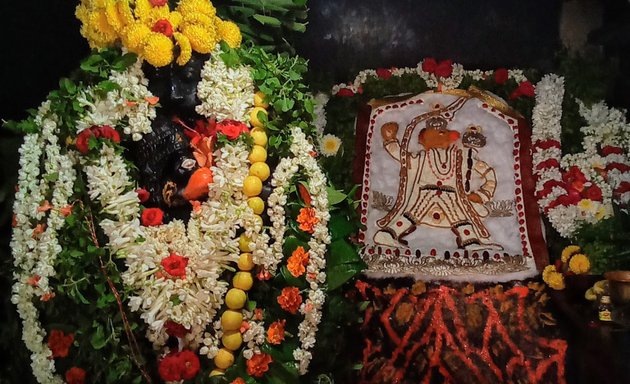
319,134,342,157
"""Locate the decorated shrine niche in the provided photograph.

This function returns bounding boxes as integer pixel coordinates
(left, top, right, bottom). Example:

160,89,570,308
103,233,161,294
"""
356,90,547,281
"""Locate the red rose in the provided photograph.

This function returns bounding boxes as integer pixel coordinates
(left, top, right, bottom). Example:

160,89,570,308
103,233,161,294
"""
494,68,509,84
510,81,535,99
165,320,189,338
562,166,587,192
336,88,355,97
158,354,182,382
217,119,249,140
376,68,392,80
152,19,173,37
96,125,121,143
75,125,120,154
178,350,200,380
434,59,453,78
47,329,74,358
65,367,86,384
136,188,150,203
583,185,603,201
161,253,189,278
141,207,163,226
75,129,93,154
421,57,437,73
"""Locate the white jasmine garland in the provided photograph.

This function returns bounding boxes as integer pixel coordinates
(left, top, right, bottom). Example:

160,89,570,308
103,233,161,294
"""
76,59,156,141
11,104,75,384
196,47,255,122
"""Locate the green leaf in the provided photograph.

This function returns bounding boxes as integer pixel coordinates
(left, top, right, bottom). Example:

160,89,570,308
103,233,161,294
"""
329,239,362,266
90,325,107,350
329,215,355,241
253,14,282,27
326,263,362,291
282,236,308,257
326,187,347,206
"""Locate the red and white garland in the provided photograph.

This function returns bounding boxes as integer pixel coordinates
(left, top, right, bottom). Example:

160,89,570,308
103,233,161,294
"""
532,74,630,237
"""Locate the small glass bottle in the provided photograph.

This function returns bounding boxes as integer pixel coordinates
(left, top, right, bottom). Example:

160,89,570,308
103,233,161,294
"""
598,294,613,322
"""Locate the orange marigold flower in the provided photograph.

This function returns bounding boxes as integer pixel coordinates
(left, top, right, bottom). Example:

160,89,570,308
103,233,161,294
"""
287,246,309,278
266,320,286,345
296,207,319,234
246,353,272,378
277,286,302,314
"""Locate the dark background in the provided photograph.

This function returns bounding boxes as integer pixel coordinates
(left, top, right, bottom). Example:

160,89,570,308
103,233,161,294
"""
1,0,629,382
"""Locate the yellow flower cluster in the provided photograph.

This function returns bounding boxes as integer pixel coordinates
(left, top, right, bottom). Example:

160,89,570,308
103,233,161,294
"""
542,265,565,290
568,253,590,274
76,0,242,67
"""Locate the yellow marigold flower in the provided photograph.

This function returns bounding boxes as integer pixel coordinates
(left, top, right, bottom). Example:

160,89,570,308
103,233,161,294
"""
105,0,126,32
561,245,580,263
142,32,174,67
168,11,183,29
117,0,136,26
141,5,171,26
217,20,242,48
173,32,192,66
177,0,216,19
543,270,565,290
134,0,152,20
568,254,591,274
542,265,556,281
181,24,216,54
122,23,151,53
86,9,118,47
182,12,214,28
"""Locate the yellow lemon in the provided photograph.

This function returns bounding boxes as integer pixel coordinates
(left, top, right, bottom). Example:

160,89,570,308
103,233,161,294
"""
233,271,254,291
221,309,243,331
249,162,270,181
237,253,254,271
252,215,263,227
222,330,243,351
209,369,224,377
214,348,234,369
247,196,265,215
238,234,253,252
250,130,268,147
249,107,268,128
251,127,265,134
254,91,269,108
225,288,247,309
248,145,267,163
243,175,263,197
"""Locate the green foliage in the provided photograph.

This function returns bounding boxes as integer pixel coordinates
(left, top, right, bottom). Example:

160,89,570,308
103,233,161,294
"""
215,0,309,54
573,207,630,274
222,44,317,157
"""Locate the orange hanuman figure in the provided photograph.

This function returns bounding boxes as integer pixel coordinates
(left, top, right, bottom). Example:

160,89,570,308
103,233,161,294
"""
373,115,501,250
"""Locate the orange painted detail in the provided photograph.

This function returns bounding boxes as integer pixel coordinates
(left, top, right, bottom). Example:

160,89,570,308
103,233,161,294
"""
357,282,567,384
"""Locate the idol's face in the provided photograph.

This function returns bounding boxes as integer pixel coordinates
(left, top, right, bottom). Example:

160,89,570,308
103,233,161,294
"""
143,52,209,115
418,128,460,149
